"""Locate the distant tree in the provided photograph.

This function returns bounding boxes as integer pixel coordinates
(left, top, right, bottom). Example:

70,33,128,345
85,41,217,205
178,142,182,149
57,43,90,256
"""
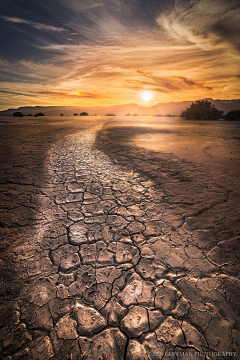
60,113,64,116
132,114,138,116
80,112,89,116
13,112,24,117
34,112,45,117
180,100,223,120
224,109,240,121
125,113,131,116
73,113,78,116
105,113,116,116
27,114,33,116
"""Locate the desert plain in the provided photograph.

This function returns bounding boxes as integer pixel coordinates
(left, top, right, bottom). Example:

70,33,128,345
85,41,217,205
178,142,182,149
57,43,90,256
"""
0,115,240,360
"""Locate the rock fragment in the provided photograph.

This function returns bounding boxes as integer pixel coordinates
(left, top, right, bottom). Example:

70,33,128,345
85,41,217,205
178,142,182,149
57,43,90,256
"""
136,257,168,284
126,340,148,360
69,222,88,245
21,278,56,307
166,247,188,270
48,298,74,322
30,304,53,331
73,302,107,336
120,306,149,338
109,241,140,266
148,309,164,331
181,321,207,351
96,266,122,283
156,316,185,346
55,315,78,340
136,280,155,308
79,328,126,360
113,271,143,306
57,284,69,299
172,296,190,318
102,298,128,326
51,244,80,272
59,253,81,272
149,238,171,262
79,243,97,265
140,333,166,360
155,282,181,313
127,221,145,234
31,336,54,360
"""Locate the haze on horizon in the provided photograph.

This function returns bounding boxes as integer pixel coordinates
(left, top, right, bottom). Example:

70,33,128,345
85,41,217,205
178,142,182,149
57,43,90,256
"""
0,0,240,111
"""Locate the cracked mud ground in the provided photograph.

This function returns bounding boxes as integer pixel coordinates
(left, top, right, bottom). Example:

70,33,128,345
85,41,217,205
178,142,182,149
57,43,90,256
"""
0,117,240,360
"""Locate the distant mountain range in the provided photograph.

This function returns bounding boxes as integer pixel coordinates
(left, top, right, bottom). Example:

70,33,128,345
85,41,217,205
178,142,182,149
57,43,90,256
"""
1,99,240,116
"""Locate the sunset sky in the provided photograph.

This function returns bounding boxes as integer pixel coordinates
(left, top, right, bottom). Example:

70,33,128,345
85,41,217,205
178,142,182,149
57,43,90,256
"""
0,0,240,110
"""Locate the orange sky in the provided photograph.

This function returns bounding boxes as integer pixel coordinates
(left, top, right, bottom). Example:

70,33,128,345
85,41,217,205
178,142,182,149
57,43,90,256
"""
0,0,240,110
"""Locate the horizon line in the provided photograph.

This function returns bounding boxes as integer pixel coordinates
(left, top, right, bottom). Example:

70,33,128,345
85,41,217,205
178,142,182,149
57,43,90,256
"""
1,97,240,112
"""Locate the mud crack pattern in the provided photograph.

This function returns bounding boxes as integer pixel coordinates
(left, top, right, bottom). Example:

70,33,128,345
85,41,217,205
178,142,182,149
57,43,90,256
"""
0,125,239,360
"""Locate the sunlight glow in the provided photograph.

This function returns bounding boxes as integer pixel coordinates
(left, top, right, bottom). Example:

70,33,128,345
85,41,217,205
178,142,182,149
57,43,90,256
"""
142,91,153,101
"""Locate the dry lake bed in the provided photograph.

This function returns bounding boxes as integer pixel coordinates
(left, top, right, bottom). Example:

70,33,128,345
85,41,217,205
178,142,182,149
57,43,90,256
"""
0,116,240,360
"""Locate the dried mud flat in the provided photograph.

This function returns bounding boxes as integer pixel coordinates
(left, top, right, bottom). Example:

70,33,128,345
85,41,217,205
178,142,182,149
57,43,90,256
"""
0,117,240,360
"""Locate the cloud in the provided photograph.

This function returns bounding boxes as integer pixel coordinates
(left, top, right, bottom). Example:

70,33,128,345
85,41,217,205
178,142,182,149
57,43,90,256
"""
0,90,36,97
157,0,240,54
57,0,104,11
135,70,212,93
2,38,238,111
1,16,67,32
0,58,66,84
77,91,105,99
1,0,240,110
35,90,105,99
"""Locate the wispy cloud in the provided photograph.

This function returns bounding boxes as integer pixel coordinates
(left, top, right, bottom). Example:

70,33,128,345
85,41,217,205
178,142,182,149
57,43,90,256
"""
0,58,66,84
1,39,239,110
0,0,240,110
136,70,212,92
1,16,67,32
0,90,36,97
35,90,105,99
57,0,104,11
157,0,240,54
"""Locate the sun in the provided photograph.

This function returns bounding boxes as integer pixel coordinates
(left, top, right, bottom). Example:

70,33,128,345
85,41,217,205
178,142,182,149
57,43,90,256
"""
142,91,153,101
